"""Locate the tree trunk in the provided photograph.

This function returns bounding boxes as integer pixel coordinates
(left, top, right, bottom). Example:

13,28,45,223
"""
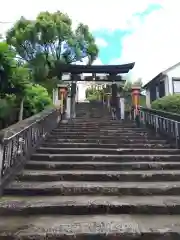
18,97,24,121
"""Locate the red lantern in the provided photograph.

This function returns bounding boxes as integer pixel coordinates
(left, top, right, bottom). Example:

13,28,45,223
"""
131,87,141,116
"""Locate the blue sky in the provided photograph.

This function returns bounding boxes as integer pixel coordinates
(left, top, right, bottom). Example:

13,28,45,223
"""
93,3,162,65
0,0,180,83
93,29,130,65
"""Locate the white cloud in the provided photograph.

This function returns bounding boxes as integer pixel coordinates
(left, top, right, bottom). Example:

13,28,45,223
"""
92,58,103,65
120,1,180,84
95,38,108,48
0,0,163,34
75,56,89,65
109,58,122,65
75,57,102,66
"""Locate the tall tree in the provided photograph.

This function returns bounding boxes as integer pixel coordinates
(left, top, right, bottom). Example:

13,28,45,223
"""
0,42,27,121
0,41,52,122
0,41,15,96
6,11,99,85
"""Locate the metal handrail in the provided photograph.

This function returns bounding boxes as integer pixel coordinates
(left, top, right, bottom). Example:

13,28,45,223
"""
0,107,56,141
0,107,61,189
139,107,180,148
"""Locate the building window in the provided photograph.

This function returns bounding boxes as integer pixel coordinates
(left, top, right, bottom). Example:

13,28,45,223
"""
150,86,157,102
156,85,159,98
159,80,165,98
173,78,180,93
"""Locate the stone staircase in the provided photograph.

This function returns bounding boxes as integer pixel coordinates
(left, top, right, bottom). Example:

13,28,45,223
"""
1,103,180,239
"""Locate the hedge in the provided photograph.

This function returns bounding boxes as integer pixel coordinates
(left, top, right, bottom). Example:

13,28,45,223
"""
151,94,180,114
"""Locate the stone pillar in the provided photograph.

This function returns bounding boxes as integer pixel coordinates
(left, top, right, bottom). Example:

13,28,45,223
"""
60,91,64,115
146,89,151,108
52,89,55,105
101,91,105,105
76,85,79,103
72,97,76,118
102,84,106,105
111,83,118,100
66,93,71,119
117,93,120,119
53,88,61,106
111,83,118,116
120,97,125,120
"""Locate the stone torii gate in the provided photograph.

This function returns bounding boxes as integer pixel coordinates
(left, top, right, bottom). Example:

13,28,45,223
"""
53,63,135,119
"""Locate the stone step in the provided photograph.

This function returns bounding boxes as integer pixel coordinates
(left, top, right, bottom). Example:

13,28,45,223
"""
48,134,163,140
55,125,145,128
53,128,148,132
31,153,180,162
61,121,122,123
16,169,180,182
54,127,147,131
5,181,180,196
50,130,153,139
45,138,168,144
42,142,119,148
59,123,137,127
50,131,154,136
41,142,171,149
0,214,180,239
58,127,141,131
2,195,180,216
50,132,157,137
36,147,180,155
60,120,135,123
25,161,180,171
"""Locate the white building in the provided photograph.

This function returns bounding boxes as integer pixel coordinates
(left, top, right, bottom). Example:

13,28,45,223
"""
143,62,180,108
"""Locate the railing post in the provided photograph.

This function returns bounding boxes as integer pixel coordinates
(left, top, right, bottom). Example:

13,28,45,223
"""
175,122,180,148
140,106,180,147
155,115,158,133
0,143,3,179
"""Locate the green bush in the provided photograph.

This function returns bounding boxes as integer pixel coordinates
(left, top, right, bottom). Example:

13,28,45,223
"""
151,94,180,114
0,94,16,119
24,84,52,116
140,95,146,106
86,94,99,102
86,88,101,101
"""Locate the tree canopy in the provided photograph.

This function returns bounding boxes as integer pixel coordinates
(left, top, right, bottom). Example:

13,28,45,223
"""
0,41,53,127
6,11,99,83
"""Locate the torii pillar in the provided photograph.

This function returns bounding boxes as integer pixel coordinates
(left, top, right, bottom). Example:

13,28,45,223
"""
71,74,78,119
110,74,118,109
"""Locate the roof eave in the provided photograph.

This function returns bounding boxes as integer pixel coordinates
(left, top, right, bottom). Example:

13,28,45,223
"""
57,62,135,74
143,72,165,89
